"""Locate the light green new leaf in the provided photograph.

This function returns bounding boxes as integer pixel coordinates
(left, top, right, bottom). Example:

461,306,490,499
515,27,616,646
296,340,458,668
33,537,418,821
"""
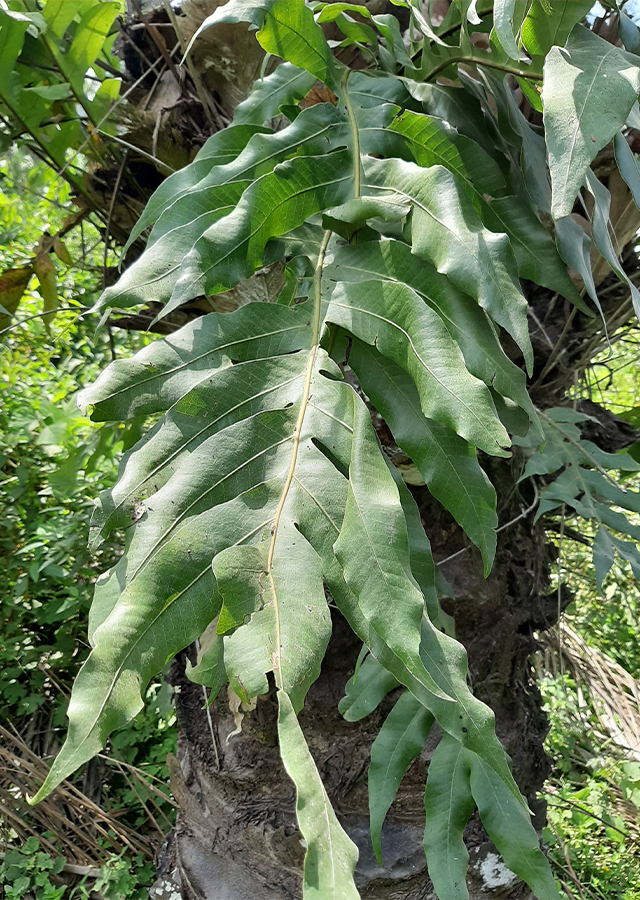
369,691,434,864
41,1,83,39
278,691,360,900
60,3,121,95
189,0,338,89
469,752,560,900
521,0,592,59
543,25,640,219
233,63,317,126
423,734,475,900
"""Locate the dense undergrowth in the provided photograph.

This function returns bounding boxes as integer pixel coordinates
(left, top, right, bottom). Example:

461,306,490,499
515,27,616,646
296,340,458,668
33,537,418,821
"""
0,152,173,898
539,336,640,900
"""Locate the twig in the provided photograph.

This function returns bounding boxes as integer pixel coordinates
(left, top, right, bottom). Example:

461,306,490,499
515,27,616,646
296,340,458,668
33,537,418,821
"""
437,481,539,567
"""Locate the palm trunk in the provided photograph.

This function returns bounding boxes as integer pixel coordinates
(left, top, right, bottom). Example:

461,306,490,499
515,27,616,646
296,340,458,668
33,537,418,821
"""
154,472,557,900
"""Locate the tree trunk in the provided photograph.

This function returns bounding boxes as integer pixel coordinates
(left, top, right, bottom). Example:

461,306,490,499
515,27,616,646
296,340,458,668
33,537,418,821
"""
153,469,559,900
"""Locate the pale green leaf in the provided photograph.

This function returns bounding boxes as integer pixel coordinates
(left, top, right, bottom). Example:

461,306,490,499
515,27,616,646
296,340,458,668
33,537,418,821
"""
554,214,600,311
222,525,331,713
585,170,640,320
469,751,560,900
186,631,226,698
423,734,475,900
543,25,640,219
369,690,434,864
493,0,530,62
278,691,360,900
614,131,640,210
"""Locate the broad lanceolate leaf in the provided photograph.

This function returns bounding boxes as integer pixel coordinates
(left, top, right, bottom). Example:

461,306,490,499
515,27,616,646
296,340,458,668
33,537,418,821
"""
369,691,434,864
423,734,475,900
278,691,360,899
348,339,498,573
233,62,317,126
468,752,560,900
123,124,268,251
102,104,350,311
543,25,640,219
166,148,353,315
521,1,592,59
363,158,533,373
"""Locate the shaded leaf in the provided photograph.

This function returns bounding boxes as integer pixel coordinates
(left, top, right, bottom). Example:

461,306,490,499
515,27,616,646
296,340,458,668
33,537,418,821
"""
423,734,475,900
234,62,317,126
338,651,400,722
0,265,32,331
369,690,434,863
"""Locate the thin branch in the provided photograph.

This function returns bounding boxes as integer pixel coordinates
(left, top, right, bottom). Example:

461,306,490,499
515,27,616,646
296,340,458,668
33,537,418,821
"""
424,56,542,84
437,481,539,567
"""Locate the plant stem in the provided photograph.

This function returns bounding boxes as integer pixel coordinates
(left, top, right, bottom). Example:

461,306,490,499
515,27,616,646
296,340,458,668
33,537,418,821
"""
341,67,361,199
424,56,542,83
